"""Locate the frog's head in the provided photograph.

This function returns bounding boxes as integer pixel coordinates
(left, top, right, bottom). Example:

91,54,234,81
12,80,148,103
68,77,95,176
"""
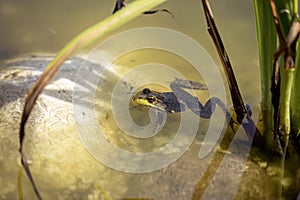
131,88,166,111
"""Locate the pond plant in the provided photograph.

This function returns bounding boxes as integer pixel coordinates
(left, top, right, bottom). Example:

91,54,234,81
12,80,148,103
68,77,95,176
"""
253,0,300,198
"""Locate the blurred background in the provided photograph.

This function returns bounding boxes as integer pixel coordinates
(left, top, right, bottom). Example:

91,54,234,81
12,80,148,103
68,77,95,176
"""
0,0,260,103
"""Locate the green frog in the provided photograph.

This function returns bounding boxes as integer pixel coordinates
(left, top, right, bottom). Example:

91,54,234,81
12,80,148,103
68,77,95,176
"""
131,78,234,122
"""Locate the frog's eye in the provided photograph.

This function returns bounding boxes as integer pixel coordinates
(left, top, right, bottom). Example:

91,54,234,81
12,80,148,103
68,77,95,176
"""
147,96,156,103
142,88,151,94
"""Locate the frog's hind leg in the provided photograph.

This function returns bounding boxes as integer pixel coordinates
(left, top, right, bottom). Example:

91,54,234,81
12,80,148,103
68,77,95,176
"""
188,97,233,129
195,97,230,119
171,78,208,90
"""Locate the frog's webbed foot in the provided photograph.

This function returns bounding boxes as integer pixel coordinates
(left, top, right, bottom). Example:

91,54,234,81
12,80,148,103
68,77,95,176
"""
245,104,252,117
171,78,208,90
226,104,253,132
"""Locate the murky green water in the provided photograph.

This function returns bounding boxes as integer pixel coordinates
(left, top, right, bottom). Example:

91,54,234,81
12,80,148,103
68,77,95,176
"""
2,1,298,200
0,0,260,99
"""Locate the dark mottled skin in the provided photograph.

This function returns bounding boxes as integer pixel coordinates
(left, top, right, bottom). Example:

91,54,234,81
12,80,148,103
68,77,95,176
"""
134,78,232,122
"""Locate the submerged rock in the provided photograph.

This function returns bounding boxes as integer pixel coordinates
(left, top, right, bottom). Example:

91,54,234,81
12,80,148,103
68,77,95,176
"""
0,54,129,199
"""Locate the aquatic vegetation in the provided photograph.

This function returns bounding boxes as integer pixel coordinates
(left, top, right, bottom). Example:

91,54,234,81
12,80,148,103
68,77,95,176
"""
254,0,299,198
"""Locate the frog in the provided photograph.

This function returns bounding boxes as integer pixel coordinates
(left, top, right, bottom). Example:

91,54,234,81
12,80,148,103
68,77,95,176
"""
131,78,234,123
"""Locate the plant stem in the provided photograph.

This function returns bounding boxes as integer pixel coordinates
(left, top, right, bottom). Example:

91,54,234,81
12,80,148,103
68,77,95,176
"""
253,0,278,150
293,0,298,20
290,0,300,133
291,37,300,136
280,69,294,136
279,68,294,198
